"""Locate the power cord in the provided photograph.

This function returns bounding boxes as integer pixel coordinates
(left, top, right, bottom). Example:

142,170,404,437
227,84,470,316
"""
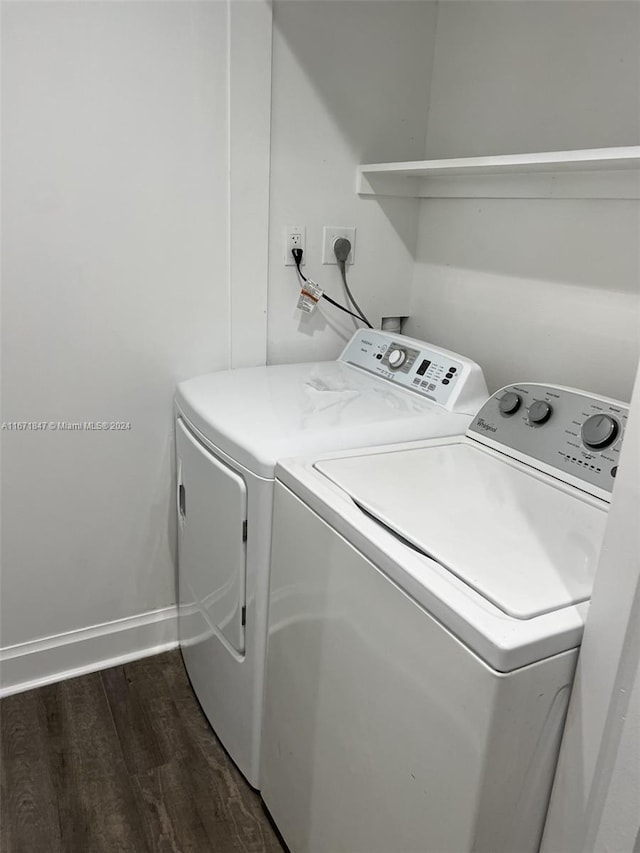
292,248,372,327
332,238,373,329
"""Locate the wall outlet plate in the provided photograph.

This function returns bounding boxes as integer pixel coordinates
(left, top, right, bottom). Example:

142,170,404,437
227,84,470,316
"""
322,226,356,265
284,225,306,266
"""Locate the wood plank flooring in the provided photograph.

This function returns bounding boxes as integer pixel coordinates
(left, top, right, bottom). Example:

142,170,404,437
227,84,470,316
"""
0,651,284,853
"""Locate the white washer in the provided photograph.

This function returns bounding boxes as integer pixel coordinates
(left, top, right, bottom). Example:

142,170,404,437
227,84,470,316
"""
261,383,629,852
174,329,487,787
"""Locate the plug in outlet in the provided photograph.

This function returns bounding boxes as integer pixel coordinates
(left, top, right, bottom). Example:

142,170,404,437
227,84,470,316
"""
322,226,356,265
284,225,306,266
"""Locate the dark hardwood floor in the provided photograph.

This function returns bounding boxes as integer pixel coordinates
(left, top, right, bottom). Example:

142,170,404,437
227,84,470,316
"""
0,651,284,853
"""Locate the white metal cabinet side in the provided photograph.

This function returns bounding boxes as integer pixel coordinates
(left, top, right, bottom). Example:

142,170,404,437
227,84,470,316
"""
261,483,576,853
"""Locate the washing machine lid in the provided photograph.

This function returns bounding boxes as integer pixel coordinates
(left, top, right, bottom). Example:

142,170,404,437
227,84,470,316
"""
175,361,472,479
315,442,608,620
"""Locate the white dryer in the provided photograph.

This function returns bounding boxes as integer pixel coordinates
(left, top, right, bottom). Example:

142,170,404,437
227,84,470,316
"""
174,329,487,787
261,383,629,852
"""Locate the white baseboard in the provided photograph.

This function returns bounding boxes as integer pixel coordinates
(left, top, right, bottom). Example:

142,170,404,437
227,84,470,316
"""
0,606,179,698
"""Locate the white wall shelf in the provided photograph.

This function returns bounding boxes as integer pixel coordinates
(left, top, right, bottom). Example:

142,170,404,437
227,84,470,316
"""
357,146,640,199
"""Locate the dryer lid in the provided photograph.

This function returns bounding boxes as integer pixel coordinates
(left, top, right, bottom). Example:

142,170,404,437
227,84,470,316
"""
315,442,608,619
176,361,471,478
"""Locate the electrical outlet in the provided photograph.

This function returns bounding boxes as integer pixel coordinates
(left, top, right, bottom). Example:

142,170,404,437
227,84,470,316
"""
322,226,356,265
284,225,306,266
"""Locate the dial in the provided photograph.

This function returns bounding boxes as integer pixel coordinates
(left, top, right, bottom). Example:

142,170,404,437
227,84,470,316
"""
499,391,521,416
388,348,406,369
581,414,619,450
528,400,552,425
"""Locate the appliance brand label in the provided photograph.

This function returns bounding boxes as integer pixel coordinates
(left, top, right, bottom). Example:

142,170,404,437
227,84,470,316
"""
476,418,497,433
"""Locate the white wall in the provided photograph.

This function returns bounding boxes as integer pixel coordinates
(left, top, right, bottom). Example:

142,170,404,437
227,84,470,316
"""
229,0,272,369
404,0,640,399
592,659,640,853
1,1,231,687
541,369,640,853
267,0,437,365
424,1,640,159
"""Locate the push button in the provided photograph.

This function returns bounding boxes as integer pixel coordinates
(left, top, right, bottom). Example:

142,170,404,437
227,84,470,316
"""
442,379,450,385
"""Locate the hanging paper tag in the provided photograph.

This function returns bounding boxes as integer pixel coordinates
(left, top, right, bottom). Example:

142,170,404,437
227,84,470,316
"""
297,279,324,314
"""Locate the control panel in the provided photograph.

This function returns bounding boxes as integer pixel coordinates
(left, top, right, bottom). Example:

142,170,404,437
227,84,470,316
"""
339,329,488,413
468,383,629,497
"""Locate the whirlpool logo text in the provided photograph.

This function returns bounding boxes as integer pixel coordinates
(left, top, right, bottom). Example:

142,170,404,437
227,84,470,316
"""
476,418,497,433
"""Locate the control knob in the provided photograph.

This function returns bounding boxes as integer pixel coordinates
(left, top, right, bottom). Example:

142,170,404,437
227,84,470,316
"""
581,414,619,450
388,348,406,370
528,400,552,425
499,391,521,416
